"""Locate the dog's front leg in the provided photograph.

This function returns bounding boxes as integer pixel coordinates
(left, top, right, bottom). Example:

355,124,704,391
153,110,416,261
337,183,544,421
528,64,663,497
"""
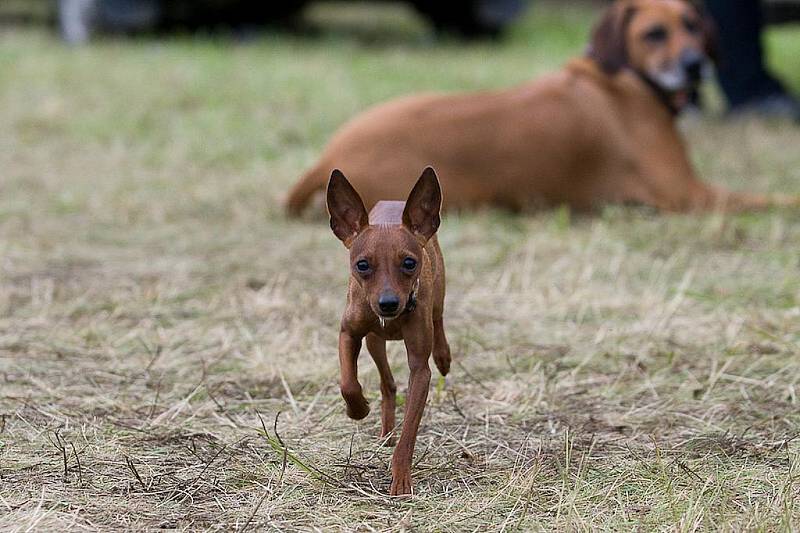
390,321,433,496
338,331,370,420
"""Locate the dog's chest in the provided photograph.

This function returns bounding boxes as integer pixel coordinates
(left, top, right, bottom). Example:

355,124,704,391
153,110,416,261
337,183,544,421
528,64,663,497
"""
373,318,406,341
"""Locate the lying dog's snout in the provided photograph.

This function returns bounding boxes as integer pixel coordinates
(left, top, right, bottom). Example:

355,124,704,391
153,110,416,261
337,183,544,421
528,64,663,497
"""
680,49,705,82
378,293,400,315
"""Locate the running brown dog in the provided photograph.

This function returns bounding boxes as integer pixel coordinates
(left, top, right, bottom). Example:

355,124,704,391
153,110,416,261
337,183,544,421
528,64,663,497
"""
287,0,799,215
327,166,451,496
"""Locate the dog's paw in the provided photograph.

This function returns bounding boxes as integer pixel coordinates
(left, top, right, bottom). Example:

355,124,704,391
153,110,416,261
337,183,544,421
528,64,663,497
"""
433,352,451,376
345,398,370,420
389,471,413,497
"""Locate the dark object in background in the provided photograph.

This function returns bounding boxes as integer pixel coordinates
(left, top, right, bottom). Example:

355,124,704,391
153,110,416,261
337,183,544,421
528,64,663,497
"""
704,0,800,120
58,0,311,42
411,0,527,37
763,0,800,23
56,0,528,43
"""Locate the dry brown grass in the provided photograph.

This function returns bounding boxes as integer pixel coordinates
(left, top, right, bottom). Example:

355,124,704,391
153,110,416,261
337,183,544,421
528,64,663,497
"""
1,2,800,531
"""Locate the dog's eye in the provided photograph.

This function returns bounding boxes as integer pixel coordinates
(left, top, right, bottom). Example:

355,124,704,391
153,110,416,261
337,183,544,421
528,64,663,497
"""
643,26,668,43
683,18,700,36
355,260,370,272
402,257,417,271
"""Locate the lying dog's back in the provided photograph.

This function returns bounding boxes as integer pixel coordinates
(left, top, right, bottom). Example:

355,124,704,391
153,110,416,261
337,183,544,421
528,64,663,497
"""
285,63,638,214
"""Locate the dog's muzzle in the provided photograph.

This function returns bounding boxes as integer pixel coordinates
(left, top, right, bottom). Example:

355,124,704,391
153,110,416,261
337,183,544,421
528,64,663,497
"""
652,50,709,93
680,49,705,84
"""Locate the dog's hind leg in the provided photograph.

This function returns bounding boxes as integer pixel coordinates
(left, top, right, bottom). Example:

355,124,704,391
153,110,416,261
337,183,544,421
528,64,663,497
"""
432,318,451,376
366,333,397,445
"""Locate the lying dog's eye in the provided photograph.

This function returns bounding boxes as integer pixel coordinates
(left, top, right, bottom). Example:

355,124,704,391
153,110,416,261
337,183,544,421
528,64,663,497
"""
683,19,700,35
402,257,417,270
643,26,668,43
355,260,370,272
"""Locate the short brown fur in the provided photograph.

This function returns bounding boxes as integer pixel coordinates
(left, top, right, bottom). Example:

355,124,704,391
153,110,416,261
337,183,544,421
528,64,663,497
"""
327,167,451,497
287,0,799,216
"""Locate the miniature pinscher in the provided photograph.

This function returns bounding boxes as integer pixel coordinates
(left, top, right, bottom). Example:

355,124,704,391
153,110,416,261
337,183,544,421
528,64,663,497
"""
326,166,451,496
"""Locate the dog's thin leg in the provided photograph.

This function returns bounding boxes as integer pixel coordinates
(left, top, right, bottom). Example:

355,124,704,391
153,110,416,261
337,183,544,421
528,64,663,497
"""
366,333,397,445
432,318,451,376
390,325,433,497
338,331,370,420
665,182,800,213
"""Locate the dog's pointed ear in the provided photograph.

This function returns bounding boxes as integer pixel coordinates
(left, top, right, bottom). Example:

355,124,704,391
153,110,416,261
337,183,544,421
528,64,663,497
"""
326,169,369,247
587,2,637,74
402,166,442,241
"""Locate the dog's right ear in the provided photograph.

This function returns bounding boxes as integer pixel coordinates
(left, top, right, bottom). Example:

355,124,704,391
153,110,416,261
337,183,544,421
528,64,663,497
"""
326,169,369,248
587,2,637,74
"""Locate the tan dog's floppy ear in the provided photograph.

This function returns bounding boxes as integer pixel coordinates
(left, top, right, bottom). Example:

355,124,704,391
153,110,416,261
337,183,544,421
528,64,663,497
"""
588,2,637,74
326,169,369,247
402,166,442,241
694,1,720,64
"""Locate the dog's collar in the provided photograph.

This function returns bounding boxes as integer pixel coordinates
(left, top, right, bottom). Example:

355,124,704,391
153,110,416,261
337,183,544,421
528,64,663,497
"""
404,278,420,314
634,71,683,117
584,56,684,117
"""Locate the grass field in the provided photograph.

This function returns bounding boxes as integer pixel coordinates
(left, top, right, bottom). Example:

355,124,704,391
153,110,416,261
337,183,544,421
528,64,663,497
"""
2,1,800,530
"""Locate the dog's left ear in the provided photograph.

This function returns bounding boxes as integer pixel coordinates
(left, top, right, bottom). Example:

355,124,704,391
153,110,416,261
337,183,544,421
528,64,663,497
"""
694,2,720,64
403,166,442,241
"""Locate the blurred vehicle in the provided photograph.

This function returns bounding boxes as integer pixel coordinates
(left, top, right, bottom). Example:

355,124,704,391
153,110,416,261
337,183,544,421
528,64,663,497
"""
56,0,529,43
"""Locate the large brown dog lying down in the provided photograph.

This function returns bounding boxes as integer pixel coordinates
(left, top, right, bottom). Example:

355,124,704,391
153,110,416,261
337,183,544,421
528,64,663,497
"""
286,0,799,214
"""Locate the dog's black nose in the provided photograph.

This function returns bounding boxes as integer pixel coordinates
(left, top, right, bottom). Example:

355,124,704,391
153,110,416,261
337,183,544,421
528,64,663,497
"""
378,294,400,314
680,50,704,81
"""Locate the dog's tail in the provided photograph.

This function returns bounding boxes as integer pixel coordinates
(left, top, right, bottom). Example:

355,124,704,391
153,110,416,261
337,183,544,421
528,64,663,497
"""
285,163,329,217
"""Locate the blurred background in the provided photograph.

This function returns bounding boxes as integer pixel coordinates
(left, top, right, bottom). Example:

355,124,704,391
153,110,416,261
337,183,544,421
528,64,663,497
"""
1,0,799,41
6,0,532,42
1,0,799,38
2,0,800,118
3,0,800,41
